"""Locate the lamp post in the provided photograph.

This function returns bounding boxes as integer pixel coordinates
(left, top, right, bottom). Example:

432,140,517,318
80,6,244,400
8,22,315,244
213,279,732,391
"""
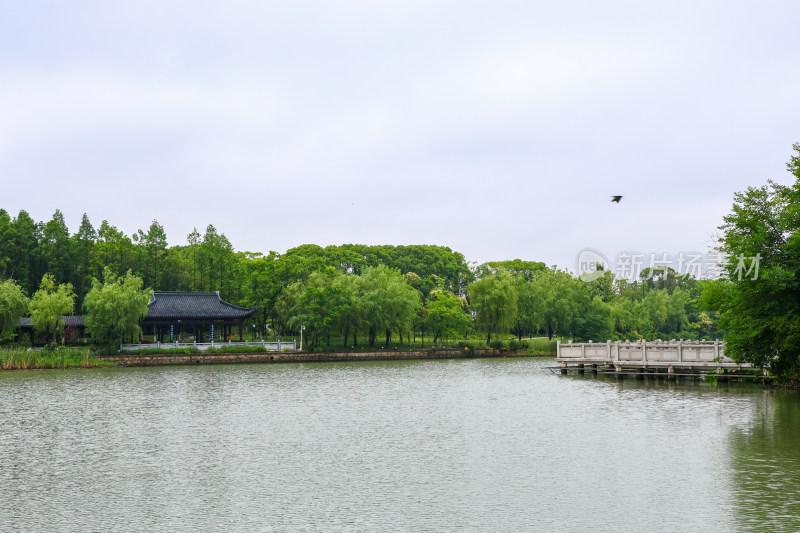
300,325,305,351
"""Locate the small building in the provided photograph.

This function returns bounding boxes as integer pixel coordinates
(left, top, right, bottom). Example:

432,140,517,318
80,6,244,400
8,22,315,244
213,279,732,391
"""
17,316,86,344
141,291,258,343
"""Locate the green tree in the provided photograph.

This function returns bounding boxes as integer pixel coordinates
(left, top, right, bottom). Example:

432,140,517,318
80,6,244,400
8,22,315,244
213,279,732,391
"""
358,265,421,347
636,290,670,337
664,288,691,336
0,279,28,340
475,259,547,282
585,269,616,303
714,143,800,381
200,225,238,297
572,296,612,342
9,210,42,294
530,268,582,340
41,209,73,285
186,227,202,290
425,289,473,345
237,251,280,338
511,275,540,340
275,269,347,349
72,213,97,303
134,220,168,289
29,274,75,347
93,221,135,280
609,297,638,338
468,271,517,343
640,266,697,296
83,269,151,348
0,209,11,279
332,273,364,347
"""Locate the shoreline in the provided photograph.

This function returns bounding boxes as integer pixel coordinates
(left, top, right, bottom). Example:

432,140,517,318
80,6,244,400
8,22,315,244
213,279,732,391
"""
101,349,551,367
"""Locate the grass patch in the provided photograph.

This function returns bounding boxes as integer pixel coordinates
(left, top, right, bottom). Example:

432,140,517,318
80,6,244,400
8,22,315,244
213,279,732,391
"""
518,338,558,356
0,347,116,370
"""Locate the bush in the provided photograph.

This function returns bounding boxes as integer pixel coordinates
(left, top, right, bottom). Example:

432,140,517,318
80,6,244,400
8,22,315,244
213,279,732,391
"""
507,339,519,351
519,340,529,349
456,341,478,356
489,340,505,351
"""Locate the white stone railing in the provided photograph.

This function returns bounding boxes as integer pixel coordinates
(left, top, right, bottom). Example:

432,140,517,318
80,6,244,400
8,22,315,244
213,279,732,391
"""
119,340,297,352
556,339,732,364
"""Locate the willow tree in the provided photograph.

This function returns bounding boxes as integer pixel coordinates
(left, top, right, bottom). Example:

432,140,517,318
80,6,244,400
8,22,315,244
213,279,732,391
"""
83,268,151,348
358,265,421,347
511,275,540,341
0,279,28,340
529,268,583,340
333,273,363,347
468,271,517,343
29,274,75,347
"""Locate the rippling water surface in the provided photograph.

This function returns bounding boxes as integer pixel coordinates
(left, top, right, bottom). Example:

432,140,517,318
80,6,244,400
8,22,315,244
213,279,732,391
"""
1,358,798,532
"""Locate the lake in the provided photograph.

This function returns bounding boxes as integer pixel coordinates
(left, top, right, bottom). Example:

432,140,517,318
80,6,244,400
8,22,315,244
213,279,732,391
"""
1,358,798,532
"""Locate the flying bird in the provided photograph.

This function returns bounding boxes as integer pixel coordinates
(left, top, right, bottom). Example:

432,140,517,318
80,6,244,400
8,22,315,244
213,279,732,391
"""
611,196,623,203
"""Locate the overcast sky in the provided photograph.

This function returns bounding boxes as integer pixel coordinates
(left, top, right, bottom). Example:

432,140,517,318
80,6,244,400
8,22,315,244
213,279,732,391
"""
1,1,798,272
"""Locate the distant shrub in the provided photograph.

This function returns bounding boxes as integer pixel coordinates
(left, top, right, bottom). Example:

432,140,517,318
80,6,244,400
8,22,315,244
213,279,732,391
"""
456,341,478,356
507,339,519,351
489,340,505,351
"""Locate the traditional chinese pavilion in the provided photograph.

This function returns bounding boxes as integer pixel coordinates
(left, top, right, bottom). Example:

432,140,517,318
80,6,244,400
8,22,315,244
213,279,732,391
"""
17,316,86,344
142,291,258,342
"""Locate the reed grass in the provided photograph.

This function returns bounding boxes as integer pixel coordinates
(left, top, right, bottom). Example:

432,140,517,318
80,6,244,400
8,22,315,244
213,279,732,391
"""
519,338,558,356
0,347,115,370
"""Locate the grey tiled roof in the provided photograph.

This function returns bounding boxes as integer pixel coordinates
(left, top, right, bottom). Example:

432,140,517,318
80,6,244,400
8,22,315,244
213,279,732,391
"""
18,316,85,328
144,292,258,321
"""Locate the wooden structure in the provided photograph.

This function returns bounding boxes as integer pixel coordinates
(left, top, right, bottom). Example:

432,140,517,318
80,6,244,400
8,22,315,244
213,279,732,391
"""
142,291,258,343
16,316,86,344
556,339,757,378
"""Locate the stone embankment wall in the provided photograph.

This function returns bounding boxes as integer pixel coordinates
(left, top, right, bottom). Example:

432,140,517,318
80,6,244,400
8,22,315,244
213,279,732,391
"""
102,349,497,367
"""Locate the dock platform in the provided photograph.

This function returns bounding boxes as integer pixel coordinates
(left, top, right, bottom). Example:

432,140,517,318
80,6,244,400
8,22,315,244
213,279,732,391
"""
556,340,763,380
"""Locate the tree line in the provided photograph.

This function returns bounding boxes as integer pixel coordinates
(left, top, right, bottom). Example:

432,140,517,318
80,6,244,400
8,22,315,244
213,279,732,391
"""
0,209,720,350
4,144,800,381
